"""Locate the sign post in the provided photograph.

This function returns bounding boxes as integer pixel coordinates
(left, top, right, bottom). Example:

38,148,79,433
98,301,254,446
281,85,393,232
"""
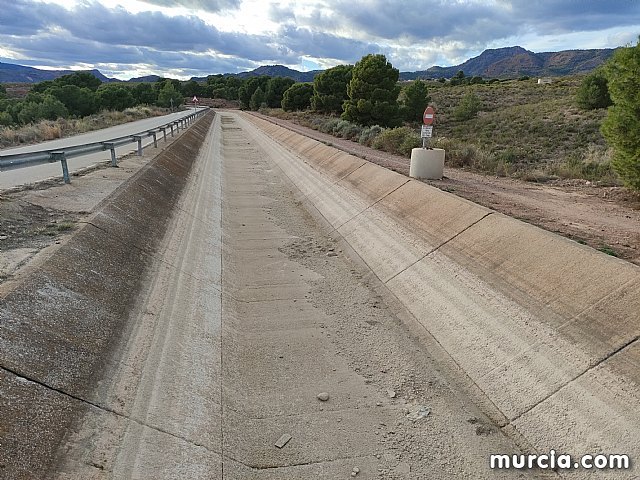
422,106,435,148
192,96,198,111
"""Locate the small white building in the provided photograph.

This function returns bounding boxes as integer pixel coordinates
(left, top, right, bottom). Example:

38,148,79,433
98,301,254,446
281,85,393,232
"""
538,77,553,85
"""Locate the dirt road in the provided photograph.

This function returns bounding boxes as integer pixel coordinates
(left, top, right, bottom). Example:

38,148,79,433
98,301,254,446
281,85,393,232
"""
251,112,640,265
53,112,538,478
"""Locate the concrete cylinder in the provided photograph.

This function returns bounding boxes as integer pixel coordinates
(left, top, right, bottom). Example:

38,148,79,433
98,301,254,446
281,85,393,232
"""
409,148,445,180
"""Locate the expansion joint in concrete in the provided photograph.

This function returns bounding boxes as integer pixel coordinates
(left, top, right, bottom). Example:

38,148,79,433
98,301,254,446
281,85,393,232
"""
0,364,220,457
384,211,494,285
507,333,640,427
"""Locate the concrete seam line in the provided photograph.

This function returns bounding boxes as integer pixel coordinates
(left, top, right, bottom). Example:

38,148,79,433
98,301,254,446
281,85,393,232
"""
331,178,412,233
239,454,378,471
0,364,222,457
555,275,639,329
480,276,640,383
506,333,640,426
384,211,495,285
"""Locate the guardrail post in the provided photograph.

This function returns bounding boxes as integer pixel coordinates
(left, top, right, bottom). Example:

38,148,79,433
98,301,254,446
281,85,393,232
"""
52,151,70,184
133,135,143,156
151,131,158,148
160,127,167,142
103,143,118,167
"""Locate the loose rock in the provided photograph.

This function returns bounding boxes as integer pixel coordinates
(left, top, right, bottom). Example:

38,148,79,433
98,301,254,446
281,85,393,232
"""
317,392,330,402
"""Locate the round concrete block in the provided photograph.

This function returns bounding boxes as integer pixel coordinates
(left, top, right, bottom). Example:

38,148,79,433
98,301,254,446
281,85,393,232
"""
409,148,445,180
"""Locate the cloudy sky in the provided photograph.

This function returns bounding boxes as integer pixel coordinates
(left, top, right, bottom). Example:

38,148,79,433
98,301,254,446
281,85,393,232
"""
0,0,638,80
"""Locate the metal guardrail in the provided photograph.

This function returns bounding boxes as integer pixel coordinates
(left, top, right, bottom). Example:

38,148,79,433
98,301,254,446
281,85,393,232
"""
0,107,209,183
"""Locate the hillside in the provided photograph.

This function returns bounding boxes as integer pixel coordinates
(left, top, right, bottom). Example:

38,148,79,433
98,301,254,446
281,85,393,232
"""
400,46,616,80
0,62,112,83
190,65,322,83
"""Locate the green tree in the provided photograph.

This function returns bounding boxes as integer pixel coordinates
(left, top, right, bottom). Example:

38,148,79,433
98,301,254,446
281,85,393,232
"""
450,70,467,86
576,71,612,110
206,75,242,100
400,79,430,122
601,39,640,190
311,65,353,113
238,76,270,109
281,83,314,111
249,86,265,110
54,72,102,91
47,85,97,117
453,92,482,121
31,80,56,93
342,54,401,127
182,80,205,98
265,77,295,108
0,84,6,99
96,84,136,111
156,80,183,109
17,95,68,124
132,83,157,105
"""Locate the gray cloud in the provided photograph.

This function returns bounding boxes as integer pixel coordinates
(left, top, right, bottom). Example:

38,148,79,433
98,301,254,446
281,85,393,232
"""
268,3,296,23
303,0,640,45
509,0,640,33
137,0,241,13
0,0,298,71
0,0,638,80
0,0,64,36
277,25,382,62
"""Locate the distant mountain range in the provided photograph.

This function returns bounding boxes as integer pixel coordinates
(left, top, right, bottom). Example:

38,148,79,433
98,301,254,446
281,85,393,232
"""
0,62,113,83
0,46,616,84
400,46,616,80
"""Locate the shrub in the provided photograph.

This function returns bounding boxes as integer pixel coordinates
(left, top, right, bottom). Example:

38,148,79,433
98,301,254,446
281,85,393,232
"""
358,125,383,146
453,92,483,121
576,71,612,110
372,126,421,156
318,118,341,134
332,119,362,140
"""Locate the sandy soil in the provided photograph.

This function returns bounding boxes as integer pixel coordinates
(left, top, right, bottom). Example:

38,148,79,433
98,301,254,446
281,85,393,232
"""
251,112,640,265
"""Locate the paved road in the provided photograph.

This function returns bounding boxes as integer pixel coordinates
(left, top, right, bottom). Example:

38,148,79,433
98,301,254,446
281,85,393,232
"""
0,108,203,189
53,112,535,479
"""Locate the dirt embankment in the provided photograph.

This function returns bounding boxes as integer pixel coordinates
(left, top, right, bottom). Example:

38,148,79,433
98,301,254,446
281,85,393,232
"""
250,112,640,265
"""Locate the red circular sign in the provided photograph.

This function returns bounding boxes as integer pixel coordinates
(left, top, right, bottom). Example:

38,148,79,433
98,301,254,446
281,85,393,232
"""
423,106,435,126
